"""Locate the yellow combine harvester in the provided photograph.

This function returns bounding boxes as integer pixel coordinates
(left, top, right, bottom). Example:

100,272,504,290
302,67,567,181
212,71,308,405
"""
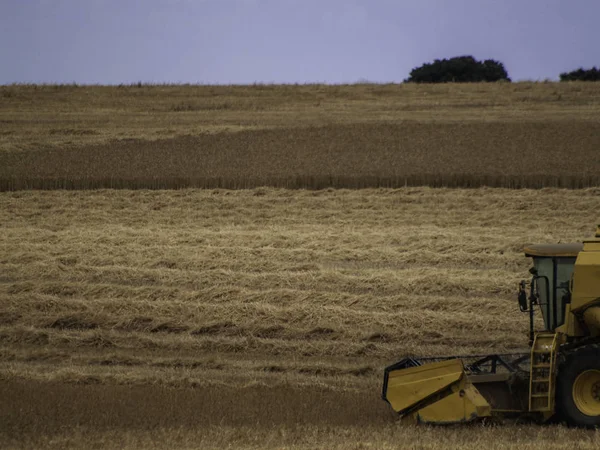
382,226,600,427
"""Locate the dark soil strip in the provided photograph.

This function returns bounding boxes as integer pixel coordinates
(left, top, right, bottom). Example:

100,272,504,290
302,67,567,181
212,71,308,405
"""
0,379,393,437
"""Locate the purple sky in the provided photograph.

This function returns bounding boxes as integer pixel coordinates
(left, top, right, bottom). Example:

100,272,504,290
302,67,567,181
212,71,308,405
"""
1,0,598,84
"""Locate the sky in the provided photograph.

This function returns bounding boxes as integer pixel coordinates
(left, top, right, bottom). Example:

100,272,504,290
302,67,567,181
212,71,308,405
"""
1,0,598,84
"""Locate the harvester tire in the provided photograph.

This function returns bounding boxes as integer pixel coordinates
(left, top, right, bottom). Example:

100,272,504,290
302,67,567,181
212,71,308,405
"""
556,344,600,428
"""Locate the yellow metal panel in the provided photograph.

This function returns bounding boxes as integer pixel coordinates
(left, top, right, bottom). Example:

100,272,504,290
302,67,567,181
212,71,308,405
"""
557,304,585,337
571,251,600,311
583,242,600,251
415,382,491,424
583,307,600,337
385,359,463,413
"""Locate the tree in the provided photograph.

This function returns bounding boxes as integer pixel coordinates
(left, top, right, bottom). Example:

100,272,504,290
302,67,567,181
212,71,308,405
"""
405,56,511,83
560,67,600,82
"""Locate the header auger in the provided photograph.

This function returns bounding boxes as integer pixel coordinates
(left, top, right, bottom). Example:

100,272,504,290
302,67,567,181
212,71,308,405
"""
382,226,600,427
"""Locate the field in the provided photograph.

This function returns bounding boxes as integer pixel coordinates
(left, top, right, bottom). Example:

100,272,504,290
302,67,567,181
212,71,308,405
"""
1,83,600,190
2,188,600,448
1,83,600,448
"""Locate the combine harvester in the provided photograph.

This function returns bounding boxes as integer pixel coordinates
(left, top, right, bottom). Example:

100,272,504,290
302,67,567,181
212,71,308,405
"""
383,226,600,427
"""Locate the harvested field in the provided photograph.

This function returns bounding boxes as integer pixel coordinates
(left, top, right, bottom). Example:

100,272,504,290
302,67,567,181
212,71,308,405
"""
2,381,600,449
1,187,600,448
1,82,600,190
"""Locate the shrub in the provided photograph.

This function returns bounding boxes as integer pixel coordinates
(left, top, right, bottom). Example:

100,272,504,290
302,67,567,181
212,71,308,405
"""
560,67,600,82
405,56,511,83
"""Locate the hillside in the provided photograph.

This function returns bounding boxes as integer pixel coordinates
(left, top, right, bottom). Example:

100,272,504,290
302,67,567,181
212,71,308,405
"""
1,82,599,190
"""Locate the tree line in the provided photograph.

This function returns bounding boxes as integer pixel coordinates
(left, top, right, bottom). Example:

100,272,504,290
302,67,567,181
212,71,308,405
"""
405,56,599,83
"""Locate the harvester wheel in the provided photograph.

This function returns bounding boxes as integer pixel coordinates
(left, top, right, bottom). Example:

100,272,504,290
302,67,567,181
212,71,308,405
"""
556,344,600,427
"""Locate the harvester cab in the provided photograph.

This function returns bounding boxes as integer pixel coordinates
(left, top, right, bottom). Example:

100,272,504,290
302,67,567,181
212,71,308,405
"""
518,243,582,344
382,226,600,427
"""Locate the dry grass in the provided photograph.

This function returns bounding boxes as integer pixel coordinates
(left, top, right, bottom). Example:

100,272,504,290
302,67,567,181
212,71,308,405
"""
1,82,600,189
4,424,600,450
3,428,600,450
1,188,599,447
1,381,600,450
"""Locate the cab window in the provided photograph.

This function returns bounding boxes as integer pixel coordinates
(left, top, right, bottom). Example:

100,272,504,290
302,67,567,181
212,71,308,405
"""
533,257,576,330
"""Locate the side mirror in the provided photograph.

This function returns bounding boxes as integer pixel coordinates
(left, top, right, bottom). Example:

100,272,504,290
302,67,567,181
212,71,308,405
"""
518,281,529,312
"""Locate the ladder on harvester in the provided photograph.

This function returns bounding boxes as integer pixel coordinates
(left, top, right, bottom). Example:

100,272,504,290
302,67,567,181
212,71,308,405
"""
529,332,559,414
